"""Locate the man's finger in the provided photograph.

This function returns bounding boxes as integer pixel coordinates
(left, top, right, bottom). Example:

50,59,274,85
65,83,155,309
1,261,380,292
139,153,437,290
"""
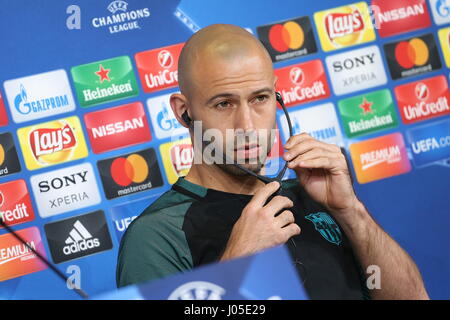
284,139,337,161
263,196,293,217
288,150,342,169
282,223,301,240
274,210,295,228
250,181,280,208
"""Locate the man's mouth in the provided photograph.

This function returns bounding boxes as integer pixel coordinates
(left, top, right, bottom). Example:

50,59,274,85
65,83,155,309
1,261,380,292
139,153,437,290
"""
234,144,261,158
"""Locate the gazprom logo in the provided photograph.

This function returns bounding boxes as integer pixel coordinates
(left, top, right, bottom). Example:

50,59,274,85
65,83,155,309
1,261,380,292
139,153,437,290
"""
436,0,450,17
4,69,75,123
14,84,28,114
107,0,128,14
14,84,69,116
157,102,182,132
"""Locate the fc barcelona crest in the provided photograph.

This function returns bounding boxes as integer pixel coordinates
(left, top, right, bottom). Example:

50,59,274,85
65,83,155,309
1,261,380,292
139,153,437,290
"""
305,212,342,245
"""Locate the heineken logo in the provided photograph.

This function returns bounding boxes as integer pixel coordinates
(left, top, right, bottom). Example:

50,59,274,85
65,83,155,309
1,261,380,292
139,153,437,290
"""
359,98,373,114
71,56,139,108
95,65,111,83
338,89,398,138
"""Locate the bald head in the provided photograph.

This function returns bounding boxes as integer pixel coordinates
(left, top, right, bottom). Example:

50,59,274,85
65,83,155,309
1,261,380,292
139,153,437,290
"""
178,24,273,98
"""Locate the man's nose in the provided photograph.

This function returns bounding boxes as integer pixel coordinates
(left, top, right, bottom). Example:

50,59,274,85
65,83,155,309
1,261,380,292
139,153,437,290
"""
234,102,255,132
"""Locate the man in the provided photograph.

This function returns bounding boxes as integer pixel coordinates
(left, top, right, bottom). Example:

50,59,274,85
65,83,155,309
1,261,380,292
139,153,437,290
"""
116,24,429,299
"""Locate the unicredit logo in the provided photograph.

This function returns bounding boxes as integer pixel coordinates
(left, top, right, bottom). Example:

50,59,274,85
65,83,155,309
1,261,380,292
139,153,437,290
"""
289,67,304,85
415,83,429,100
268,21,305,52
135,43,184,93
395,38,429,69
275,60,330,107
394,75,450,124
110,154,149,187
158,50,173,68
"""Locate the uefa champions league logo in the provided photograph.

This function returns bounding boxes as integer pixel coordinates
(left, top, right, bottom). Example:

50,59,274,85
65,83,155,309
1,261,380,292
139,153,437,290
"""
107,1,128,14
168,281,226,300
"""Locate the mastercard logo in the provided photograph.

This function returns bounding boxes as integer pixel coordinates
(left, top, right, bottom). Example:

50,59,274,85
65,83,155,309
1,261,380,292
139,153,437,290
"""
110,154,149,187
0,144,4,166
268,21,305,52
394,38,429,69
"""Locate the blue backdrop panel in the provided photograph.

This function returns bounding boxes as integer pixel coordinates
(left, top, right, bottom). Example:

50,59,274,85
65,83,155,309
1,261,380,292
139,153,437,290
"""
0,0,449,299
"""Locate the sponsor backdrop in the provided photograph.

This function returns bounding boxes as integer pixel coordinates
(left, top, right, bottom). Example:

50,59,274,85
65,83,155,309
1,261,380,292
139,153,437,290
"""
0,0,449,299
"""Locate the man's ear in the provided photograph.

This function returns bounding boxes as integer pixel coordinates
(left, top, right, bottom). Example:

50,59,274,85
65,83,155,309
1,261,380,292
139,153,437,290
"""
273,75,278,91
170,93,190,128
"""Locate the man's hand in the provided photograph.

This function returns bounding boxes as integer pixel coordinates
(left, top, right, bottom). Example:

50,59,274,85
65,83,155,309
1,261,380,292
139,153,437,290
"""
220,181,301,261
283,132,360,216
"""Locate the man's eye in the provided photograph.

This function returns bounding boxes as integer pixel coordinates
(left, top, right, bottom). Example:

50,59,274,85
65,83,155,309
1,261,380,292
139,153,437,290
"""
216,101,231,109
254,95,268,103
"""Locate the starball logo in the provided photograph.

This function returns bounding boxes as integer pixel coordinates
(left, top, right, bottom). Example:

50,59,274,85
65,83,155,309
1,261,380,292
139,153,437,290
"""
17,116,88,170
257,16,317,62
372,0,431,38
395,75,450,124
135,43,184,93
84,102,151,154
91,0,151,34
71,56,139,107
275,59,330,107
314,2,376,52
384,33,442,80
3,69,76,123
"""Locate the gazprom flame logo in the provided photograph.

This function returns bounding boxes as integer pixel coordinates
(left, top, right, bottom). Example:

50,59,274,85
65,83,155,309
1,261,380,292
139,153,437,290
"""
14,84,29,115
107,0,128,14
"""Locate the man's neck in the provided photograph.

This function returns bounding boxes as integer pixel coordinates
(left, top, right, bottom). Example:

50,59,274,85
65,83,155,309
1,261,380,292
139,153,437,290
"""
184,163,266,195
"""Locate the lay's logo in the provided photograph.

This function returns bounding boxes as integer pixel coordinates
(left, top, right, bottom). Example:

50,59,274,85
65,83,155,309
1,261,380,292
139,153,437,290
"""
314,2,376,52
160,138,193,184
170,144,193,176
325,9,365,41
17,116,88,171
29,123,76,161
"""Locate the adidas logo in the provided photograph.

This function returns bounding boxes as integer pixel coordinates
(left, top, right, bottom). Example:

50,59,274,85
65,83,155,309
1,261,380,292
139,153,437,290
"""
63,220,100,255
